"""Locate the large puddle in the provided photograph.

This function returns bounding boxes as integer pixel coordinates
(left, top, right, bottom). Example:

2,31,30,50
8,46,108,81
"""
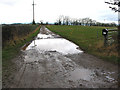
68,68,94,81
36,34,53,39
26,28,83,55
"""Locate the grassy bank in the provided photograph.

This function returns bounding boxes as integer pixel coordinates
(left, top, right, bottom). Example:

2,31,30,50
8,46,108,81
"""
47,25,118,64
2,25,40,71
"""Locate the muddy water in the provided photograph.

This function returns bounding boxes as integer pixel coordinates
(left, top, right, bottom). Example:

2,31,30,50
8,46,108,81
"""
26,38,82,55
26,27,83,55
69,68,94,81
5,26,118,88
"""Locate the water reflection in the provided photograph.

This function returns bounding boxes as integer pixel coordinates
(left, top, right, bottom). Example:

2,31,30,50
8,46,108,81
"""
26,30,83,55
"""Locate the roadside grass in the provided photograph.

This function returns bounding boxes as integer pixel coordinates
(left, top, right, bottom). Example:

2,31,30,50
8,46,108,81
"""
47,25,118,64
2,25,40,76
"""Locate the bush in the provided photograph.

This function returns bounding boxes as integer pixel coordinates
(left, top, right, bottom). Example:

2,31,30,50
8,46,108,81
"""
2,24,38,48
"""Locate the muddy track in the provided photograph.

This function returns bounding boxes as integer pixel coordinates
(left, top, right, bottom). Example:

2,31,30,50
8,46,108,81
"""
3,26,118,88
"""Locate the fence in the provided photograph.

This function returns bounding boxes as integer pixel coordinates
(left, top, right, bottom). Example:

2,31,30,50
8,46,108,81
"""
102,28,118,46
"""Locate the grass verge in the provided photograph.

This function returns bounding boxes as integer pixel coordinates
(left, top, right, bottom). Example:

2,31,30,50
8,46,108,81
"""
2,25,40,78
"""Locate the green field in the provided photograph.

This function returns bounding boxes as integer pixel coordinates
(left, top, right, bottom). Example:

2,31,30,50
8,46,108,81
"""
47,25,118,64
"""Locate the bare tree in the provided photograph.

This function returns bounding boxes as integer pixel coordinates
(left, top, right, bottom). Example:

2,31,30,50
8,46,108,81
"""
78,19,82,25
105,0,120,12
40,20,43,25
92,20,97,26
72,18,78,25
58,15,63,25
64,16,70,25
81,18,86,26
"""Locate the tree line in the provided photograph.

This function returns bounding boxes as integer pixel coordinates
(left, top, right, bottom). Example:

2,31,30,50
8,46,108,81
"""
54,15,117,27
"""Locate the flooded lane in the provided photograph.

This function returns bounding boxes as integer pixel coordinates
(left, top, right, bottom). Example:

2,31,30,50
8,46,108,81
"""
26,38,82,55
26,27,83,55
5,26,118,88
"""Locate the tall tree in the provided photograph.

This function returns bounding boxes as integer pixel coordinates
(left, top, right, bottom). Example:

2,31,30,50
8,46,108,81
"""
65,16,70,25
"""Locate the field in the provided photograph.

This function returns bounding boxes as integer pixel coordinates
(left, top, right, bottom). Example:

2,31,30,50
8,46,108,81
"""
2,24,40,78
47,25,118,63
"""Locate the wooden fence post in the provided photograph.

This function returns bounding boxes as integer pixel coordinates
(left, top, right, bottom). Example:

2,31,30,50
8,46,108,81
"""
104,35,108,47
102,28,117,47
102,29,108,47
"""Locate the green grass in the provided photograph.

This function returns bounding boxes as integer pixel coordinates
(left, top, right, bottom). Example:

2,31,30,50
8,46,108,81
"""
47,25,118,64
2,25,40,71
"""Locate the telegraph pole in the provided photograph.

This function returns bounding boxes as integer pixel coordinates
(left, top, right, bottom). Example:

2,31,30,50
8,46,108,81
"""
32,0,36,24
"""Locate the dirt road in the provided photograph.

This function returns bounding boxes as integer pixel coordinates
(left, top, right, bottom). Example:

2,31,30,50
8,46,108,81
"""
3,26,118,88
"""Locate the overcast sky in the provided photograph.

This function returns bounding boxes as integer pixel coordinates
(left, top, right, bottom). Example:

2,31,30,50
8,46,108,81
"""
0,0,118,24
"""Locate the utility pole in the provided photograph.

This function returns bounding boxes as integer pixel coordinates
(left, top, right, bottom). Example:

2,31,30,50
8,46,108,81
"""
32,0,36,24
